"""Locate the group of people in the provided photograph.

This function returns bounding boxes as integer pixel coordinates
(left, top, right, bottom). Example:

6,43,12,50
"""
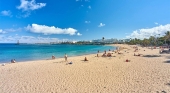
100,49,114,57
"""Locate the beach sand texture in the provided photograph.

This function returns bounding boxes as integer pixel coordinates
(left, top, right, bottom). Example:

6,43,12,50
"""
1,44,170,93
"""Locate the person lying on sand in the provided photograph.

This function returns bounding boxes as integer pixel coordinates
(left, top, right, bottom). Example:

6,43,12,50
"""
134,49,138,52
68,61,72,64
66,61,73,65
107,53,112,57
137,53,142,56
84,57,88,61
11,59,16,63
134,53,143,56
118,52,123,54
102,53,107,57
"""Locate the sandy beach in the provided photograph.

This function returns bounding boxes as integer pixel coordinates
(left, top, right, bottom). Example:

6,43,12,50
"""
1,44,170,93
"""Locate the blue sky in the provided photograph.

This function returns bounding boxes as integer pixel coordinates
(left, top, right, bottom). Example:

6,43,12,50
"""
1,0,170,43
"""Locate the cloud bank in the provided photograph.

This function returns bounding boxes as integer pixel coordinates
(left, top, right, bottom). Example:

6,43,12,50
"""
0,35,60,43
126,24,170,39
26,24,78,35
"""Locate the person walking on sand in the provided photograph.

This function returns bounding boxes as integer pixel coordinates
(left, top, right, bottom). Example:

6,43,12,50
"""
64,53,67,61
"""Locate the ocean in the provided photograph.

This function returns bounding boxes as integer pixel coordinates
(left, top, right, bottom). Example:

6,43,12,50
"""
0,44,116,63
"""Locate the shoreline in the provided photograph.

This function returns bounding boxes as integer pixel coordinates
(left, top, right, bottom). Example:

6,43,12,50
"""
0,45,116,64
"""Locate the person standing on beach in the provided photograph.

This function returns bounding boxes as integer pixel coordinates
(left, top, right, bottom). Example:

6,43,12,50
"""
64,53,67,61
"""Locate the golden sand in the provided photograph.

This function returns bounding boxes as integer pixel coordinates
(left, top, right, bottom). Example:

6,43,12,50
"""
0,44,170,93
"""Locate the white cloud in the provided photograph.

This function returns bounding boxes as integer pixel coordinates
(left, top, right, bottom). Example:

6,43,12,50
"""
17,0,46,11
155,22,159,25
0,29,6,34
126,24,170,39
88,6,91,9
77,32,82,36
17,0,46,17
98,23,105,27
85,21,91,24
26,24,78,35
1,10,12,17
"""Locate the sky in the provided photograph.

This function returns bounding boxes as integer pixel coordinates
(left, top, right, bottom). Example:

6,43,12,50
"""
1,0,170,43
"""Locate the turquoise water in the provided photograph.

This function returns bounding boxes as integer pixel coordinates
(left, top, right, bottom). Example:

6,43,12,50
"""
0,44,116,63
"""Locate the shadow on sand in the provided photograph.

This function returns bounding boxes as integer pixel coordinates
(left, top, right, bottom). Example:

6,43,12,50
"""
164,60,170,63
53,61,65,63
165,83,170,86
143,55,161,58
165,56,170,59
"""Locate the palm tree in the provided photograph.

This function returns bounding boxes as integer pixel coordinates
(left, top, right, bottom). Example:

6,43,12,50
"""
157,34,160,45
142,38,149,47
149,36,155,46
164,31,170,45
